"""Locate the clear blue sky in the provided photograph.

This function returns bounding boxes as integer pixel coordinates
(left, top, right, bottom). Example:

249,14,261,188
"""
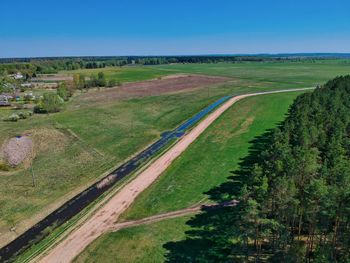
1,0,350,57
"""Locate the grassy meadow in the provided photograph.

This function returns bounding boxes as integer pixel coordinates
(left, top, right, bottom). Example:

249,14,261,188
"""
59,66,171,83
155,60,350,89
74,216,191,263
1,60,349,250
75,91,305,262
59,60,350,87
0,79,261,247
120,91,305,221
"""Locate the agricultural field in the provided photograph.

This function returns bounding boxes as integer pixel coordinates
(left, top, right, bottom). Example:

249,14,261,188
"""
50,60,350,88
75,91,305,262
0,76,231,247
59,66,172,83
0,71,256,248
154,60,350,89
1,60,349,253
3,0,350,261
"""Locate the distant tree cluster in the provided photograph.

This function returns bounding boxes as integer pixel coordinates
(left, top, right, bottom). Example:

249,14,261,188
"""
0,55,328,76
165,76,350,262
34,92,63,113
33,82,74,114
72,72,116,91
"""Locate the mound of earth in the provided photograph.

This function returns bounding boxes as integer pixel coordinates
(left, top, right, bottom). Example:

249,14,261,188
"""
29,128,69,154
3,136,33,167
78,74,231,104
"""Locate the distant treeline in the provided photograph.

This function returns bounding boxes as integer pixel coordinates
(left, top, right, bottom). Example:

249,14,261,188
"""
0,55,341,76
164,76,350,262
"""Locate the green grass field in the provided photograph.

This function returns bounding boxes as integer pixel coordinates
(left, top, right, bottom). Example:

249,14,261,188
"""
154,60,350,89
60,60,350,87
1,60,349,251
74,216,191,263
0,79,263,247
120,91,305,221
60,66,171,83
75,91,305,262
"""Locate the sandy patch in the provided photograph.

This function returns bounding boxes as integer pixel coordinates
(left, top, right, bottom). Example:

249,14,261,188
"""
1,128,69,170
2,136,33,167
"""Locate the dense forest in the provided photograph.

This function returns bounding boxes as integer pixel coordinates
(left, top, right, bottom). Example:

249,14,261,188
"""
165,76,350,262
0,55,331,76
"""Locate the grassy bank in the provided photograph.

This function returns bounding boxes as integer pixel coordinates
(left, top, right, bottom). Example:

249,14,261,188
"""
0,80,259,247
121,91,306,220
75,91,306,262
74,216,191,263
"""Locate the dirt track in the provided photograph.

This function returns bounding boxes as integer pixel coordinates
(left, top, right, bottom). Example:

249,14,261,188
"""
36,88,313,263
111,200,238,232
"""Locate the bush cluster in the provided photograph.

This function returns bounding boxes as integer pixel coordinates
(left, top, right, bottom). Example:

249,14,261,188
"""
3,111,32,122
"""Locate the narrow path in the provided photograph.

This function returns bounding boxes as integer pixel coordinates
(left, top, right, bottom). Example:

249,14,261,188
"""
111,200,239,232
36,88,313,263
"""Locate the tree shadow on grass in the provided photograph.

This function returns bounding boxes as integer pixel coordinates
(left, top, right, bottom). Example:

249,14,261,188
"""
163,129,276,262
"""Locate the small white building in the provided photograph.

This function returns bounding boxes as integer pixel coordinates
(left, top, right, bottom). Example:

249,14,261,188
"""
24,92,36,100
10,72,24,80
21,83,32,88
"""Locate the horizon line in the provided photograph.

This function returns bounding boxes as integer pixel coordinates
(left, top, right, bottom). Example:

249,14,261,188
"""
1,52,350,60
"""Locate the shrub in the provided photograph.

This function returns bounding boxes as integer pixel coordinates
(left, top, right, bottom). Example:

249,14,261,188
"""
18,112,27,119
4,113,19,122
88,75,98,88
34,105,46,114
3,111,32,121
0,161,9,171
73,73,86,91
57,83,69,101
65,81,76,97
97,72,106,87
36,92,64,113
107,79,117,87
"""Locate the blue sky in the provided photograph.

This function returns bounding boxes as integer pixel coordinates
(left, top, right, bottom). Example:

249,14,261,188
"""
1,0,349,57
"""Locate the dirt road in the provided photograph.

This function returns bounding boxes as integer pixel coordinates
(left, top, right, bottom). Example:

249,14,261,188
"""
36,88,313,263
111,200,238,232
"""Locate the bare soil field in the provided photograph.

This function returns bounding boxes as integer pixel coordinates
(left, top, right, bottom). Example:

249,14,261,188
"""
36,74,73,82
78,74,231,104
